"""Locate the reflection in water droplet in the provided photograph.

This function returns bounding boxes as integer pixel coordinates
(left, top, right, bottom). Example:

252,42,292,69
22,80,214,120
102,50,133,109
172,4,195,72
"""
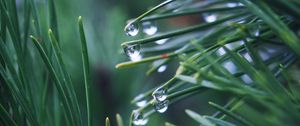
152,87,167,102
155,38,168,45
155,100,169,113
125,23,139,36
136,100,147,107
123,44,142,61
157,65,167,73
132,111,148,125
142,21,158,36
130,55,142,61
203,13,217,23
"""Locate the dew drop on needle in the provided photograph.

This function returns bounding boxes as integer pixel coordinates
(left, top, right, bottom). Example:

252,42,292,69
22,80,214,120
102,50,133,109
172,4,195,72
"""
157,65,167,73
123,44,142,61
203,13,217,23
155,38,168,45
125,22,139,36
155,100,169,113
152,87,168,102
142,21,158,36
132,111,148,125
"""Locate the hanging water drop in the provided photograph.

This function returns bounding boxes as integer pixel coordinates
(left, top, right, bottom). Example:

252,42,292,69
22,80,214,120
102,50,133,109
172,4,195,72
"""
125,22,139,36
155,38,168,45
253,25,260,37
203,13,217,23
155,100,169,113
152,87,167,102
142,21,158,36
123,44,142,61
132,111,148,126
157,65,167,73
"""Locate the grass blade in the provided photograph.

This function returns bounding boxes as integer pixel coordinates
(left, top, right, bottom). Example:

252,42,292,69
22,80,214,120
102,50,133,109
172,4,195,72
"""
209,101,253,126
185,109,215,126
239,0,300,56
204,116,236,126
48,29,82,125
106,117,110,126
0,104,18,126
78,16,92,126
30,35,75,125
116,113,124,126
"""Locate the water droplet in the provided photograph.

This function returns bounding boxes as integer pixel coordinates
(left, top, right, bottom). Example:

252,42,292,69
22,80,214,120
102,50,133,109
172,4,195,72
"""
155,38,168,45
155,100,169,113
249,24,260,37
203,13,217,23
132,111,148,125
123,44,142,61
157,65,167,73
226,3,239,8
142,21,157,36
130,55,142,61
253,28,260,37
125,22,139,36
152,87,167,102
136,100,147,107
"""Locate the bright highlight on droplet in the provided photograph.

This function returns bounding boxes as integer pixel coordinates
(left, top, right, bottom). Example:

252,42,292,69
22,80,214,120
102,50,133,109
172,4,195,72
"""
125,23,139,36
203,14,217,23
157,65,167,73
155,38,168,45
130,55,142,61
123,44,142,61
132,111,148,126
152,87,167,102
155,100,169,113
142,21,158,36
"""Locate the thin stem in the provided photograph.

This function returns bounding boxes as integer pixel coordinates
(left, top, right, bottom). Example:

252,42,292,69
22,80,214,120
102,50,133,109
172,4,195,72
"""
209,101,254,126
141,6,245,22
121,12,248,47
116,52,177,69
